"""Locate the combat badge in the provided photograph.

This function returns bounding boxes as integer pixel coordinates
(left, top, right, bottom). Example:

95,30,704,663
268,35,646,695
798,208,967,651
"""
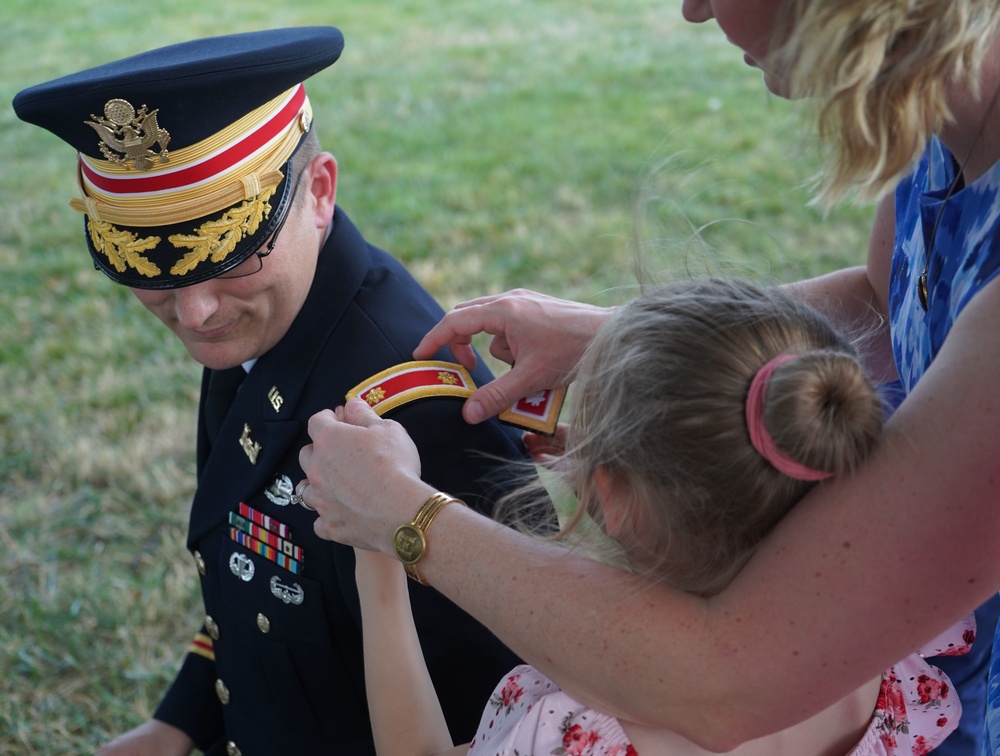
265,474,294,506
270,576,305,605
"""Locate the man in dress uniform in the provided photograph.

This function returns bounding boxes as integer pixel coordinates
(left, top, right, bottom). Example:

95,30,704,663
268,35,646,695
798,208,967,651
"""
13,27,526,755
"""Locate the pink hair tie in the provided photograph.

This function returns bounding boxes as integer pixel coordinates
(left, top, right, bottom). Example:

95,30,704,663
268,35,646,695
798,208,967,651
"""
745,354,834,482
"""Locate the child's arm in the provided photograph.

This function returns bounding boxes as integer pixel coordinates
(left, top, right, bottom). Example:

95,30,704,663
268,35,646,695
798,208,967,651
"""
355,547,467,756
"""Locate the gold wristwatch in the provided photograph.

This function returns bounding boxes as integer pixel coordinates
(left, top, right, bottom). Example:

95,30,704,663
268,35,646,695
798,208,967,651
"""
392,492,464,584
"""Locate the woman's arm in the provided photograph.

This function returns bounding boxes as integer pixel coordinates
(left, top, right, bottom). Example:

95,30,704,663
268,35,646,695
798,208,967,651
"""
354,546,466,756
783,194,897,383
303,197,1000,750
308,302,1000,749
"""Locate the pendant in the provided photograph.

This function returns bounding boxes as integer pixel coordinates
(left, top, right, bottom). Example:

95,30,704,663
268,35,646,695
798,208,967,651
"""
918,271,929,311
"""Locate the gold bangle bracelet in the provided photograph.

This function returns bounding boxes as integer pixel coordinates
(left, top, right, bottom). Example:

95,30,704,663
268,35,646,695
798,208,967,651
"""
392,492,465,585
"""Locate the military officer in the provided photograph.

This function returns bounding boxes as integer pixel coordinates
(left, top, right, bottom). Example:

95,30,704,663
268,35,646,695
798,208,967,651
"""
14,27,525,755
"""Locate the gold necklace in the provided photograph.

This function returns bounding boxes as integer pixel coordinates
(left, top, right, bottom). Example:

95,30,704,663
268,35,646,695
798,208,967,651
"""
917,171,962,310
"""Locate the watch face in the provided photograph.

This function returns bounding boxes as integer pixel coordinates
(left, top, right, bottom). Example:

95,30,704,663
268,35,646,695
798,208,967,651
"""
393,523,426,565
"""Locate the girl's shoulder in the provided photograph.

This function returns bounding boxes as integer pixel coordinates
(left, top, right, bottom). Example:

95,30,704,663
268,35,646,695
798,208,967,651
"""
468,665,636,756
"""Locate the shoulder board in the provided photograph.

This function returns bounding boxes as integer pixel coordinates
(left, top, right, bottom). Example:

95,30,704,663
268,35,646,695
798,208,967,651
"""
346,360,565,435
346,360,476,415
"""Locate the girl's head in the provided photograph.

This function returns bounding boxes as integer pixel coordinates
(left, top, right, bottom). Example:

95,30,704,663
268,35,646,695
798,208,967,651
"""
554,278,883,595
684,0,1000,203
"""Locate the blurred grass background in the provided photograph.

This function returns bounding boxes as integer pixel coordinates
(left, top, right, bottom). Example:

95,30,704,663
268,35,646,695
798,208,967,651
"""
0,0,874,752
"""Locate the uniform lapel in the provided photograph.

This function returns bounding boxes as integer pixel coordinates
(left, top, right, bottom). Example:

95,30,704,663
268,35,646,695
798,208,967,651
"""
187,208,370,545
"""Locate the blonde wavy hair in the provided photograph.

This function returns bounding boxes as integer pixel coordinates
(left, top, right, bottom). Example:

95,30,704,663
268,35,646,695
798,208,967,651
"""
500,279,884,596
771,0,1000,204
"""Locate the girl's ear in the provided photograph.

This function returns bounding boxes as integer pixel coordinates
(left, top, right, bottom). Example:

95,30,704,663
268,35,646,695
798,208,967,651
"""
594,466,627,538
594,465,615,504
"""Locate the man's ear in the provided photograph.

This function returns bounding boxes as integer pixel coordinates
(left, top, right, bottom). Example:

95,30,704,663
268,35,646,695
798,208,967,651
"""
306,152,338,229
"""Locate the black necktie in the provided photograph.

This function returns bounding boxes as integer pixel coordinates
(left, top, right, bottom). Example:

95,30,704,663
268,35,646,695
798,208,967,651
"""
204,366,245,443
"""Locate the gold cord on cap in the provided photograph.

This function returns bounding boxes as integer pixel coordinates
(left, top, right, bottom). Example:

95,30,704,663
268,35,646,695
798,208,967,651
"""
69,84,312,226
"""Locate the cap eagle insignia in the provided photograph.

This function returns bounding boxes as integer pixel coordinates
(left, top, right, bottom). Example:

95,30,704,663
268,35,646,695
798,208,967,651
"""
85,98,171,171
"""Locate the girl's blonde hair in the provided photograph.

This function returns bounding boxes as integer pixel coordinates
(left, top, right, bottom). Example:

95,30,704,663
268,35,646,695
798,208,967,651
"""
510,279,883,596
772,0,1000,204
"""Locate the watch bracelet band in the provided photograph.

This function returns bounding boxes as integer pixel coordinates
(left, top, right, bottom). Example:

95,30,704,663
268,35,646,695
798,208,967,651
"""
398,492,465,585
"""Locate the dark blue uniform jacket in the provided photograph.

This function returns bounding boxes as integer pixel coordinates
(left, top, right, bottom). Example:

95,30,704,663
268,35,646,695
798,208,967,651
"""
155,208,523,755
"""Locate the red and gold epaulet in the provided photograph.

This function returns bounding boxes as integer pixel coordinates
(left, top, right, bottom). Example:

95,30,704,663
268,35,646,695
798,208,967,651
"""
346,360,565,435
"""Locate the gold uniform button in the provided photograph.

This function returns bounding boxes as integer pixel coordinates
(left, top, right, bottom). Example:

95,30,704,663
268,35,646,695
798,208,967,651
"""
205,616,220,640
256,613,271,633
193,550,207,575
226,741,242,756
214,679,231,705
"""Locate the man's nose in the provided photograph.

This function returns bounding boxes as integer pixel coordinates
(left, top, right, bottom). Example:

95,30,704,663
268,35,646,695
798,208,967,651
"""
172,281,222,329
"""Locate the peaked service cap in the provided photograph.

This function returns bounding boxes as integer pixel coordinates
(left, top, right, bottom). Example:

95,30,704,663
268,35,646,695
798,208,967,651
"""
12,26,345,288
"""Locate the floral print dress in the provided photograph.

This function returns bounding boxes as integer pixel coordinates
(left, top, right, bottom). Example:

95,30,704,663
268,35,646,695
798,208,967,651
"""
468,615,973,756
468,665,636,756
859,615,974,755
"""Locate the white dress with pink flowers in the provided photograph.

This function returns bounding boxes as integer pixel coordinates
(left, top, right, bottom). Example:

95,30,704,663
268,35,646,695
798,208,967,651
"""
468,665,636,756
467,616,974,756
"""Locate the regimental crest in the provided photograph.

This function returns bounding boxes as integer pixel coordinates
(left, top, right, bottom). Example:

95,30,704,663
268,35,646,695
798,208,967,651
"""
85,98,171,171
239,423,262,464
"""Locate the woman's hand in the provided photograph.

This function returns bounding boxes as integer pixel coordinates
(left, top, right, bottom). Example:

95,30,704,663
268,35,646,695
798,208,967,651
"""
413,289,612,424
300,399,435,554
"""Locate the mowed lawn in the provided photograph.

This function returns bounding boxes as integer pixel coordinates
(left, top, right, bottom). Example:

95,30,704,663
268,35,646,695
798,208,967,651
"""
0,0,874,752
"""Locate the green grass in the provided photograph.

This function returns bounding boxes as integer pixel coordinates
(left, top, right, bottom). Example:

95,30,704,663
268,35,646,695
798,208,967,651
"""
0,1,874,752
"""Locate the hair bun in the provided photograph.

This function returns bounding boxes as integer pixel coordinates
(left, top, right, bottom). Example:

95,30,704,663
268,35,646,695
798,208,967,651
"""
764,350,883,476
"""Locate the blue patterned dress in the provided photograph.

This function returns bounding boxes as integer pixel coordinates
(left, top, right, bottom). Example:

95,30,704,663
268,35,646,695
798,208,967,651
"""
890,138,1000,385
887,136,1000,755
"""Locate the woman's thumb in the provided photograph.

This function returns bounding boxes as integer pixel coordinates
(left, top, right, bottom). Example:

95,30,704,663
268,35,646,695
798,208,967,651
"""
343,397,382,426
